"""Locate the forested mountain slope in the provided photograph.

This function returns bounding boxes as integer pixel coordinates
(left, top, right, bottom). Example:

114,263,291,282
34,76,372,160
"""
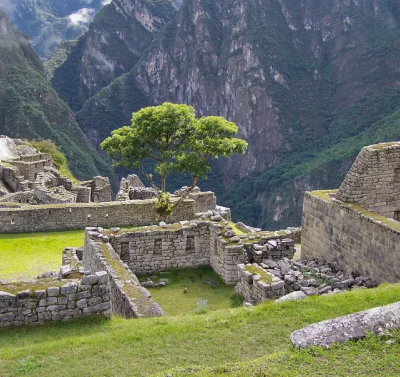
74,0,400,228
0,9,116,184
47,0,177,113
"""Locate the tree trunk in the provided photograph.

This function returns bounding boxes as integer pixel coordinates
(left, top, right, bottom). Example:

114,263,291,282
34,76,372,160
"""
161,160,167,192
171,176,198,210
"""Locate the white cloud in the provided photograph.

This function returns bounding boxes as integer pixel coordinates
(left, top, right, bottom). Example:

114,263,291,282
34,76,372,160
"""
68,7,95,25
102,0,112,5
0,0,17,20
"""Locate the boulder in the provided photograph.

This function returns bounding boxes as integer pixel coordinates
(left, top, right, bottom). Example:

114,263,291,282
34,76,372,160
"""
276,291,307,303
291,301,400,348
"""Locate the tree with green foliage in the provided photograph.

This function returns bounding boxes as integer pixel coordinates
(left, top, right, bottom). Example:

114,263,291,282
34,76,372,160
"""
101,102,248,215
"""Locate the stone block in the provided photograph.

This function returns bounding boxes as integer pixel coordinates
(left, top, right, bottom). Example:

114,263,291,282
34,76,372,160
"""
34,290,46,299
96,271,108,284
81,275,98,286
16,290,30,299
60,283,77,296
47,287,60,297
76,299,87,309
88,297,102,306
46,305,66,312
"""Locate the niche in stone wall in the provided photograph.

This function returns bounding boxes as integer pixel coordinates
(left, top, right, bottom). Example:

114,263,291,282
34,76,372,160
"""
186,235,195,253
394,211,400,222
394,168,400,183
154,239,162,255
120,242,129,262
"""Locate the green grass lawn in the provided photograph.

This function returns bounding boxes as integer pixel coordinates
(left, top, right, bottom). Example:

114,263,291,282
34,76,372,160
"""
140,267,243,315
1,283,400,377
0,231,85,282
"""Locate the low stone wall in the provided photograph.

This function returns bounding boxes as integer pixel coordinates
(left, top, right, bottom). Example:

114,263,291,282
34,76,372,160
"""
83,229,165,318
110,222,211,275
302,191,400,283
0,199,196,233
0,273,111,327
235,263,285,303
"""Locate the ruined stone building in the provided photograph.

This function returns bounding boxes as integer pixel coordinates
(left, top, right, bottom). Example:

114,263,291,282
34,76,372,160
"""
0,136,111,206
302,142,400,283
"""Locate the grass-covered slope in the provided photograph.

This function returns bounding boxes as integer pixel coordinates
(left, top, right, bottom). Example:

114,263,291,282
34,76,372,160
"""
163,331,400,376
0,10,116,183
0,283,399,376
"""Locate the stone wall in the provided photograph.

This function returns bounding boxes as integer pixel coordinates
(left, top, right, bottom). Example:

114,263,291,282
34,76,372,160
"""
0,165,28,193
0,273,111,327
189,191,217,213
107,221,295,286
11,153,52,182
235,263,285,303
110,222,211,274
83,229,165,318
302,191,400,283
0,199,196,233
336,142,400,218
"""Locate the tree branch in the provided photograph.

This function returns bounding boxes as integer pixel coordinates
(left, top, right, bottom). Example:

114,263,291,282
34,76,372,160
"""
140,165,160,191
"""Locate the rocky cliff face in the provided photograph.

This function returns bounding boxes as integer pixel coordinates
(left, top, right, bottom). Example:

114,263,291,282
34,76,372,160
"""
49,0,176,112
77,0,400,228
0,9,116,184
1,0,107,59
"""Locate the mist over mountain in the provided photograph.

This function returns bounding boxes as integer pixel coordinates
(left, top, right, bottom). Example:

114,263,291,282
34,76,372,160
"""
0,0,109,59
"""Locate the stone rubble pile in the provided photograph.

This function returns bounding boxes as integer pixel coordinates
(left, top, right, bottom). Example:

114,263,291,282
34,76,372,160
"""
262,257,379,297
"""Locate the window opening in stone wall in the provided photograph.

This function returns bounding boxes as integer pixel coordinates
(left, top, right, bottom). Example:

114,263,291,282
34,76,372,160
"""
394,168,400,183
120,242,129,262
186,235,195,253
394,211,400,222
154,239,162,255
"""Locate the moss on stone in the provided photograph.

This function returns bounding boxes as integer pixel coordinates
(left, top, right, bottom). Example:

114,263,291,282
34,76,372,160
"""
368,142,400,150
346,203,400,232
1,279,69,295
310,190,338,202
244,266,273,284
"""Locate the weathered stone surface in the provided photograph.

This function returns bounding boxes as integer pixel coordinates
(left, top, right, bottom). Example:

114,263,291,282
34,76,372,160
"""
301,287,318,296
291,302,400,348
276,291,307,303
47,287,60,297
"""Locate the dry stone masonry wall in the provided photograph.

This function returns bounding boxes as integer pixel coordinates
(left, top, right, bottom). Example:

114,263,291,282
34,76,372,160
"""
336,142,400,219
235,263,285,303
302,191,400,283
105,219,296,286
83,228,165,318
0,273,111,327
0,199,196,233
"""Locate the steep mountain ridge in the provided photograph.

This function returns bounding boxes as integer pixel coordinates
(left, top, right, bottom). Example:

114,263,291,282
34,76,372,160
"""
0,9,116,184
75,0,400,227
1,0,107,59
48,0,177,112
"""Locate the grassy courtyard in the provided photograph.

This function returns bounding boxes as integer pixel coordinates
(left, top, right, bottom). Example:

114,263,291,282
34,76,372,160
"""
140,267,243,315
0,231,85,282
0,283,399,377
